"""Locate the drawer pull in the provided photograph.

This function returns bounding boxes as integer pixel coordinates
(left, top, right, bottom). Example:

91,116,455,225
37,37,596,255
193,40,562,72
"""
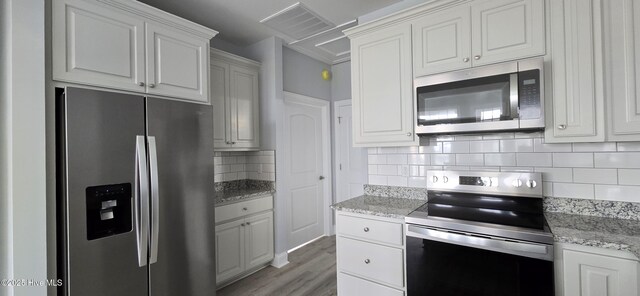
364,259,370,264
242,207,248,211
363,227,370,232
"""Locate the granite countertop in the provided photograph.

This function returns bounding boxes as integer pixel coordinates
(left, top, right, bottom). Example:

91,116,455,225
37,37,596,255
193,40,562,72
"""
545,212,640,258
331,195,427,219
214,188,275,206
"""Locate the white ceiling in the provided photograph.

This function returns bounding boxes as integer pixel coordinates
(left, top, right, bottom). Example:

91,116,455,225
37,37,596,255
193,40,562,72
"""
137,0,401,62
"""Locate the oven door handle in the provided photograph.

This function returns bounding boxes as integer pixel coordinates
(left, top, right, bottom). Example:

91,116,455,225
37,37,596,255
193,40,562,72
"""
406,225,553,261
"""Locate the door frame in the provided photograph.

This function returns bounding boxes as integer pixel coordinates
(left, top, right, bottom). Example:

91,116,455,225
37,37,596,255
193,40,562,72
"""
282,91,333,247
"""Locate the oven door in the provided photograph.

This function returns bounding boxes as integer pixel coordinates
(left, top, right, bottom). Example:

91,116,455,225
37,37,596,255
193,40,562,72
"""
415,62,520,134
406,224,554,296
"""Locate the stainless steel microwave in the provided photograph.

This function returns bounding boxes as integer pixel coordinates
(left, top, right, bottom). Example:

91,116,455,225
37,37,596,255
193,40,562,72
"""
414,58,544,135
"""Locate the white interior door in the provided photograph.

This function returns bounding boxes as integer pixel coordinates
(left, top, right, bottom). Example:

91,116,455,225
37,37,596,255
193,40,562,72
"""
284,95,327,250
335,102,367,203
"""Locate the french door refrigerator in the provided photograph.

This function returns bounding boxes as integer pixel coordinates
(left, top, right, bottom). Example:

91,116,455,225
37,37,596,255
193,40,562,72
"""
57,87,216,296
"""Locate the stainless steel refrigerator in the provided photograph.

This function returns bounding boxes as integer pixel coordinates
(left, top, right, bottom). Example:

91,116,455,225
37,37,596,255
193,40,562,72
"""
57,87,216,296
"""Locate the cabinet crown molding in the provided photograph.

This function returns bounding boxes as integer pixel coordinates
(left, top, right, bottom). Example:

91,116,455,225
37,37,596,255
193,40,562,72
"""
96,0,218,39
210,48,261,68
345,0,468,39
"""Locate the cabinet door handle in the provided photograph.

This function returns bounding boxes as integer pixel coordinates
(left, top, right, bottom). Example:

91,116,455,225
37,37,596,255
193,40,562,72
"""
246,222,251,226
474,55,481,60
231,142,236,145
364,259,370,264
463,57,470,62
241,223,245,227
138,82,145,87
242,207,248,211
406,132,412,137
558,124,567,130
149,83,156,88
364,227,370,232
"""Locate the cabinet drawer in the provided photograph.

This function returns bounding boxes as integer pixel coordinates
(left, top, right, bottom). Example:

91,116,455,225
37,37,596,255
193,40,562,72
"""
338,272,404,296
338,237,404,288
215,195,272,223
337,214,403,246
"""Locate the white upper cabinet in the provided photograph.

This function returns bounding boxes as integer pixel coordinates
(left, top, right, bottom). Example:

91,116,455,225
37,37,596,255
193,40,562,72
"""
412,0,545,76
545,0,605,143
349,22,417,147
412,4,472,77
146,23,209,103
52,0,217,103
211,49,260,150
604,0,640,141
470,0,545,66
52,0,146,92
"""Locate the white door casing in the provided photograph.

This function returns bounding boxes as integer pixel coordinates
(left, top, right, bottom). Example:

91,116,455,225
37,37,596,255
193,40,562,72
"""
283,92,331,250
334,101,367,203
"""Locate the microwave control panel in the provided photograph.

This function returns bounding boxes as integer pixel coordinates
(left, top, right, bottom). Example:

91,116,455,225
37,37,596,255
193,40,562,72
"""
518,69,541,119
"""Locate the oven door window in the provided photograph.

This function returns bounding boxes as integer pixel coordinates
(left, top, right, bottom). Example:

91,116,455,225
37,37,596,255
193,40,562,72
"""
406,238,554,296
417,74,518,126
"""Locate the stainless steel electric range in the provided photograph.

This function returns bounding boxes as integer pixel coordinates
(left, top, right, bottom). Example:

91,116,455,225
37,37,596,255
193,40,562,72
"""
405,171,554,296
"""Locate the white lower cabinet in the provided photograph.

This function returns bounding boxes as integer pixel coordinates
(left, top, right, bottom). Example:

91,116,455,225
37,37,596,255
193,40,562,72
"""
215,195,274,286
336,212,406,295
556,243,639,296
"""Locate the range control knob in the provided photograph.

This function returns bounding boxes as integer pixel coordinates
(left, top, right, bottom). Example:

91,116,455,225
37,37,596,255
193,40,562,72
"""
526,180,537,188
512,179,523,188
443,176,449,183
432,176,439,183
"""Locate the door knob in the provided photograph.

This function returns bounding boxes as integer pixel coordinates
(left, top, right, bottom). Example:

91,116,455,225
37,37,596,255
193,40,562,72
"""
319,176,325,180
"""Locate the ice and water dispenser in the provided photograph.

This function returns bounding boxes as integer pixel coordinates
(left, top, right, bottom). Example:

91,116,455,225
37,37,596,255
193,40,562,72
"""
85,183,132,240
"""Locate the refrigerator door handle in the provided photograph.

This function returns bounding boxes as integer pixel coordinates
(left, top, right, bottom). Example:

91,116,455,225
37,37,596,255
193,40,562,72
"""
135,136,150,267
148,136,160,264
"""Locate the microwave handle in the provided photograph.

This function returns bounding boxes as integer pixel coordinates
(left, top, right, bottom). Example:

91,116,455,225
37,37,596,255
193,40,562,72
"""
509,73,519,119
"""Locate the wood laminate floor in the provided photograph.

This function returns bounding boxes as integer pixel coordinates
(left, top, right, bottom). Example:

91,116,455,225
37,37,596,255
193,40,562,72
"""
217,236,337,296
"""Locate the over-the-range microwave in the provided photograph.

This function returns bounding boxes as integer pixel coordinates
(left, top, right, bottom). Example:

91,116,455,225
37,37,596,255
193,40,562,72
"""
414,58,544,135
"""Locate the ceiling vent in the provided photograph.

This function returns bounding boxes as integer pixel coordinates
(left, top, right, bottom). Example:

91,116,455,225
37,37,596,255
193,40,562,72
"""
260,2,335,41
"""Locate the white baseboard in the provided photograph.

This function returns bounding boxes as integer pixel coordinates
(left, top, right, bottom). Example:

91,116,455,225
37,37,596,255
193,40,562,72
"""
271,251,289,268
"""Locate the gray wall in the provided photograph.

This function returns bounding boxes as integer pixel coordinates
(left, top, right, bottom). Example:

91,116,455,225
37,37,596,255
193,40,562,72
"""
282,47,332,102
1,0,48,295
331,61,351,102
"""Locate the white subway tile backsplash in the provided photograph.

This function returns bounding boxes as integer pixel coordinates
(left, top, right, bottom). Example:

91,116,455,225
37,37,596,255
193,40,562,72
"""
573,168,617,184
443,166,470,171
443,141,470,153
377,165,398,176
534,168,573,182
594,152,640,168
454,134,484,141
368,165,378,175
542,182,553,196
378,147,397,154
435,135,455,141
407,177,427,188
419,142,442,154
456,154,484,166
368,155,387,165
500,167,534,172
618,169,640,185
482,133,515,140
514,131,543,139
553,153,593,168
572,142,617,152
533,138,572,152
470,140,500,153
484,153,516,166
500,139,533,152
408,154,430,165
617,142,640,151
215,151,276,182
409,166,426,177
387,176,408,187
469,166,500,172
396,146,420,154
386,154,408,165
595,185,640,202
368,148,378,154
368,175,387,185
553,183,594,199
517,153,552,167
432,154,455,165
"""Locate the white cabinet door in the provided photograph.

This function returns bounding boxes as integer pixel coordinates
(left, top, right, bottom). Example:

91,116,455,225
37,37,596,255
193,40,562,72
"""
471,0,545,66
605,0,640,141
563,249,639,296
52,0,146,92
544,0,605,143
244,212,274,271
229,65,260,149
146,23,209,103
351,23,417,147
211,59,232,149
412,4,472,76
215,219,245,284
